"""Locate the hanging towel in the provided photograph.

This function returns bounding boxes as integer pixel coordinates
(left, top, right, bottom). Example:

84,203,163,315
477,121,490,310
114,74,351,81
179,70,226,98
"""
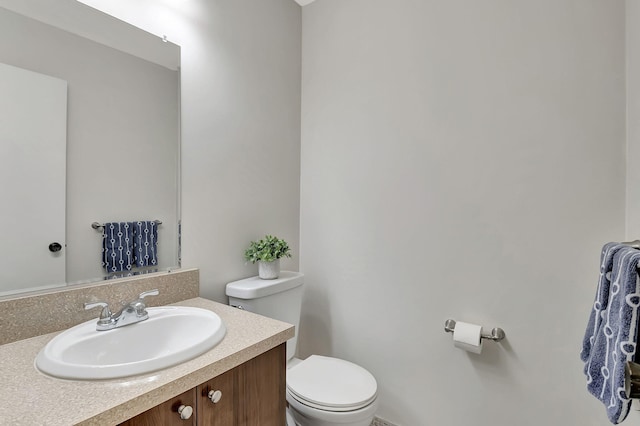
583,246,640,424
133,221,158,268
582,242,627,364
102,222,134,273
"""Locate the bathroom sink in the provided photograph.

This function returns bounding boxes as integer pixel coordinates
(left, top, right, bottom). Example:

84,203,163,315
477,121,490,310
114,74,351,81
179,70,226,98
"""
35,306,226,380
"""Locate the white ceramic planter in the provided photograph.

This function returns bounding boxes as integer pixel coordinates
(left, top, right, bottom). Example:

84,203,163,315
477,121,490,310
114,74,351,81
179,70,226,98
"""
258,259,280,279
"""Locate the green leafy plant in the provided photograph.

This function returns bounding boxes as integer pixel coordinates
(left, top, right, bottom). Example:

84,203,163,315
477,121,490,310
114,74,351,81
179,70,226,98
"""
244,235,292,263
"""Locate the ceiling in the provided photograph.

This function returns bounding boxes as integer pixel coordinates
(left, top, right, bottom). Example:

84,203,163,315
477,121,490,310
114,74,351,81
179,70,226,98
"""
294,0,317,5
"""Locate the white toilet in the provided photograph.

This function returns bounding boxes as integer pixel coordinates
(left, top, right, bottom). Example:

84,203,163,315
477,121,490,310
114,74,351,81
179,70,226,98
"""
226,271,379,426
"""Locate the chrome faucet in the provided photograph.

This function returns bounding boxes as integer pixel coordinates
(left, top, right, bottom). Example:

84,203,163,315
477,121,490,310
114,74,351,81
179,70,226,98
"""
84,289,159,331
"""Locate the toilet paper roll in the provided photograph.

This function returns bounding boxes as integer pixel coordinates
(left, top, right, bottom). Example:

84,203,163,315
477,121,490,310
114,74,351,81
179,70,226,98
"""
453,321,483,354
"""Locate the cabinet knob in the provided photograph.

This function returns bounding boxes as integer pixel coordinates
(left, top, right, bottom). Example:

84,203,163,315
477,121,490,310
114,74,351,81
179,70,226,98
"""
177,404,193,420
208,389,222,403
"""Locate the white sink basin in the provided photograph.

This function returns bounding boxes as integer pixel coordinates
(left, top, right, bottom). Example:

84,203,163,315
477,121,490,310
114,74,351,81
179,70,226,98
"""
36,306,226,380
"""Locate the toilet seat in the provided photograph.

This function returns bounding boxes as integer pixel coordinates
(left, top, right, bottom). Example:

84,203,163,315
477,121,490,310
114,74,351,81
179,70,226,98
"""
286,355,377,412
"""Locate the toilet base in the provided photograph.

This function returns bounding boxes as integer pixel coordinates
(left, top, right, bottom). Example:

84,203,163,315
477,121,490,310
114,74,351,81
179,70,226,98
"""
288,406,374,426
286,390,378,426
286,408,297,426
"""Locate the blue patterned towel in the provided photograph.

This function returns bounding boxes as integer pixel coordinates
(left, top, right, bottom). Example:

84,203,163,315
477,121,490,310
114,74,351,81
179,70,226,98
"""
133,221,158,267
102,222,134,273
583,246,640,424
582,243,627,363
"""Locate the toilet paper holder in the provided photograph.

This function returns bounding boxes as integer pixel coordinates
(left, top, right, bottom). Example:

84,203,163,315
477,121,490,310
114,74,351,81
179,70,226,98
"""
444,319,506,342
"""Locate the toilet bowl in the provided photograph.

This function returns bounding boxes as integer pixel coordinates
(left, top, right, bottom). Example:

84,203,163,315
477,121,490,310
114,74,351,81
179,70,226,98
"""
286,355,378,426
226,272,379,426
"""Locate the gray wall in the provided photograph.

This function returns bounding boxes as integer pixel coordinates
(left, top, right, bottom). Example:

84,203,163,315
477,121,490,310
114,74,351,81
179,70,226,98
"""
628,0,640,239
178,0,302,301
0,7,180,284
300,1,626,425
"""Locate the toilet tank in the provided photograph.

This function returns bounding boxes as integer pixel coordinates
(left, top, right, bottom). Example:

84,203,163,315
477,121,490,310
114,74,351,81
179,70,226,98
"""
226,271,304,362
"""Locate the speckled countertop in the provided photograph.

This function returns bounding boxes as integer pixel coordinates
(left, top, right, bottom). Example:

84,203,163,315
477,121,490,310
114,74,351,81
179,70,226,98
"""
0,297,294,425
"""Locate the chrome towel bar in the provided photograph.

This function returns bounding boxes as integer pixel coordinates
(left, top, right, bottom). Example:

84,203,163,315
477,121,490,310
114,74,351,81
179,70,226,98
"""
622,240,640,249
91,220,162,230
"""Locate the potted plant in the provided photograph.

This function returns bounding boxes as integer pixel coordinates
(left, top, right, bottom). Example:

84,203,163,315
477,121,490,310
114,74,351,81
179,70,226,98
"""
244,235,292,279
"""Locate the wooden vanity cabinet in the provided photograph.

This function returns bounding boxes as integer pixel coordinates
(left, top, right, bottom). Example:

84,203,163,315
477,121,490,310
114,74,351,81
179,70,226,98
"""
235,342,286,424
120,344,285,426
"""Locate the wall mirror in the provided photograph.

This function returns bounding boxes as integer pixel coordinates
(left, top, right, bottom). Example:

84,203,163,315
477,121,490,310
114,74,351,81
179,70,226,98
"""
0,0,181,297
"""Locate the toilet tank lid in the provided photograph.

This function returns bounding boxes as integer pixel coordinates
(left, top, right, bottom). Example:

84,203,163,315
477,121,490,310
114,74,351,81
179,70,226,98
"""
225,271,304,299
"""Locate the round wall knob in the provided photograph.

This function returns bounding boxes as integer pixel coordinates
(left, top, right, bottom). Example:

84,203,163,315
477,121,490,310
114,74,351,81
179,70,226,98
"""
177,404,193,420
48,242,62,252
208,390,222,403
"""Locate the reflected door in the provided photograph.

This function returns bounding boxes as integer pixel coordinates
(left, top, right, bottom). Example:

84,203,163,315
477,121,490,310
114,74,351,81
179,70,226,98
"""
0,62,66,295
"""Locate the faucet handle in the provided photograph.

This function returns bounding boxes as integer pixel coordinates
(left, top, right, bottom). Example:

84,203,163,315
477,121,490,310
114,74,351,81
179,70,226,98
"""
84,301,112,322
130,289,159,316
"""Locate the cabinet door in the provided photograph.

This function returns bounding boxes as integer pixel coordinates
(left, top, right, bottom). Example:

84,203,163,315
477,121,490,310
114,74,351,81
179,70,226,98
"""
197,367,235,426
236,343,286,426
119,388,197,426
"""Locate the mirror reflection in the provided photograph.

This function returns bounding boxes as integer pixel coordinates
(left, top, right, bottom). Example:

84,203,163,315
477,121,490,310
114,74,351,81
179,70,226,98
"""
0,2,181,297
